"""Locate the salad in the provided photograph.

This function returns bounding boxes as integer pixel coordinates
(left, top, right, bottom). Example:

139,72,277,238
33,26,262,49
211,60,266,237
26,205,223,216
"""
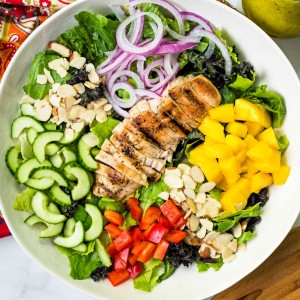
5,0,291,292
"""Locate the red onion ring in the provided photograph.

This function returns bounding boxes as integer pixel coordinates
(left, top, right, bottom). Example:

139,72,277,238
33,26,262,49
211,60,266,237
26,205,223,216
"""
181,11,214,33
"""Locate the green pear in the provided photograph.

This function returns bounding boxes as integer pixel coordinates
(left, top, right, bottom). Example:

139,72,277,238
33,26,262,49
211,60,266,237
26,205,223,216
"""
242,0,300,38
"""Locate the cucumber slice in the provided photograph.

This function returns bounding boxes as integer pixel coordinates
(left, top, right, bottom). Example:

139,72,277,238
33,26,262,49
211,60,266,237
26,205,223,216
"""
78,134,98,171
5,147,20,175
33,131,64,163
91,147,100,158
67,164,91,201
53,221,84,248
62,148,77,164
25,177,55,190
72,243,88,252
16,158,40,183
44,123,57,131
84,204,103,241
21,103,36,117
31,166,68,187
31,192,66,224
11,116,44,139
49,183,72,207
50,153,64,169
95,239,112,267
45,143,61,156
27,127,38,145
24,214,42,226
59,129,82,145
21,136,33,160
63,217,76,237
64,163,77,181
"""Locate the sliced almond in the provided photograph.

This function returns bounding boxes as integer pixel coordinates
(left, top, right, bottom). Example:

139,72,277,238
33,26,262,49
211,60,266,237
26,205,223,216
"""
199,244,211,259
184,189,196,200
56,66,68,78
36,104,52,121
57,84,77,98
215,233,234,246
70,56,86,69
73,83,85,94
52,107,58,116
182,175,197,190
82,132,99,148
196,226,206,239
181,202,189,212
103,104,113,112
232,222,242,239
196,202,203,211
48,58,65,70
86,64,100,84
164,174,183,189
64,96,76,110
34,99,49,110
61,58,70,70
196,208,207,217
234,202,244,212
79,109,96,124
96,110,108,123
37,75,47,85
178,163,191,175
64,128,75,141
189,215,200,232
52,83,61,93
165,167,181,177
177,191,186,201
170,191,184,203
184,209,193,220
186,198,197,214
237,243,247,253
57,107,68,123
223,254,236,263
222,247,234,260
20,95,35,104
200,218,213,231
48,42,72,57
241,220,247,233
84,81,97,89
204,204,219,218
228,239,238,253
190,166,204,183
93,98,108,107
43,68,54,84
158,192,169,201
206,197,222,209
49,94,61,107
199,182,216,193
194,192,206,204
204,231,220,242
71,121,85,133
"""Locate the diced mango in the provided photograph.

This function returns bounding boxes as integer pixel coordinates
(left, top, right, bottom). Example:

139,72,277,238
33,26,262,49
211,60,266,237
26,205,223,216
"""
225,134,247,154
209,103,235,123
189,144,207,165
198,116,225,143
272,165,291,185
203,142,233,159
247,141,273,162
245,121,264,137
243,159,259,178
234,99,271,128
218,178,229,191
236,149,248,164
251,172,273,193
220,189,247,212
244,134,258,149
225,122,248,138
257,127,279,150
219,156,241,184
254,149,281,173
228,177,252,199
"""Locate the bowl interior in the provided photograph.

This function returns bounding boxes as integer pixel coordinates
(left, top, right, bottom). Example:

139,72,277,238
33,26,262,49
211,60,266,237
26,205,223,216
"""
1,0,300,299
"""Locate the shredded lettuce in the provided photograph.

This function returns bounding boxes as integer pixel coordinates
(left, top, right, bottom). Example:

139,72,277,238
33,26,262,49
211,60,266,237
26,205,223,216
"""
277,134,290,153
98,197,126,213
197,258,224,272
229,72,256,92
14,188,36,212
237,231,255,245
120,211,137,230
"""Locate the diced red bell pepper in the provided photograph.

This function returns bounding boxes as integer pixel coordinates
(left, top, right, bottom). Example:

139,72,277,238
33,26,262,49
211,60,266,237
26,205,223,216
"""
114,247,130,270
139,206,161,230
153,240,170,260
137,241,157,263
165,230,187,243
128,253,138,266
130,205,143,222
104,223,123,238
157,216,174,230
143,223,155,238
132,227,145,242
126,197,139,209
173,217,186,230
132,240,148,256
127,263,143,279
160,200,183,224
145,224,169,244
108,269,130,287
104,210,124,226
114,231,134,251
106,242,118,257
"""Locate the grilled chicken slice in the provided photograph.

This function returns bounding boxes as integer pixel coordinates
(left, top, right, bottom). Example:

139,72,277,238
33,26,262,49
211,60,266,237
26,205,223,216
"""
96,150,148,186
141,166,161,182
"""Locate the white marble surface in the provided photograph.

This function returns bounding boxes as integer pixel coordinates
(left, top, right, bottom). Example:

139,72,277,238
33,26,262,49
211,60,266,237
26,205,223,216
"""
0,1,299,300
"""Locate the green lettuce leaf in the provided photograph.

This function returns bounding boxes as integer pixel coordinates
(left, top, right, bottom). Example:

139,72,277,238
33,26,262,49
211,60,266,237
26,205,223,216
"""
98,197,126,213
14,188,36,212
91,117,120,147
73,205,92,231
120,211,137,230
229,72,256,93
220,85,237,104
133,259,165,292
277,134,290,153
55,240,96,257
213,203,261,232
197,258,224,272
158,259,176,283
237,231,255,245
209,187,221,201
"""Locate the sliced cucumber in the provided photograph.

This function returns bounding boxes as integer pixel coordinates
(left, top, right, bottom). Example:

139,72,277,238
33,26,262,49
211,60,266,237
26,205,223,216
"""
25,177,55,190
64,163,77,181
84,204,103,241
62,148,77,164
59,129,82,145
5,147,20,175
16,158,40,183
50,153,64,169
27,127,38,145
33,131,64,163
45,143,61,156
11,116,44,139
66,164,91,201
44,123,57,131
24,214,42,226
21,136,33,160
78,134,98,171
63,217,76,237
91,147,100,158
31,192,66,224
95,239,112,267
72,243,87,252
49,183,72,207
53,221,84,248
21,103,36,117
31,167,68,187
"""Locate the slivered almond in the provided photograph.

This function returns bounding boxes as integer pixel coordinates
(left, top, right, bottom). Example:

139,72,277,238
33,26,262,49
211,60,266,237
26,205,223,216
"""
194,192,206,204
57,84,77,98
37,75,47,84
49,94,61,107
165,167,181,177
64,128,75,141
44,68,54,84
184,189,196,200
196,226,206,239
182,175,197,190
79,109,96,124
103,103,113,112
71,121,85,133
200,219,213,231
190,166,204,183
199,182,216,193
189,215,200,232
56,66,68,78
52,83,61,93
178,163,191,175
96,110,108,123
36,104,52,121
164,174,183,189
70,56,86,69
48,42,72,57
158,192,169,201
84,81,97,89
73,83,85,94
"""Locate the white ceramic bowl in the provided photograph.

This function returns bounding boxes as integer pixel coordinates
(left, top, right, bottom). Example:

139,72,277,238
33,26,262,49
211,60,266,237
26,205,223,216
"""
1,0,300,299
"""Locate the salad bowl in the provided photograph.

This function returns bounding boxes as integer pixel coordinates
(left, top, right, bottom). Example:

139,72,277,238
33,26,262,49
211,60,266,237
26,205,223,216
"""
1,0,300,299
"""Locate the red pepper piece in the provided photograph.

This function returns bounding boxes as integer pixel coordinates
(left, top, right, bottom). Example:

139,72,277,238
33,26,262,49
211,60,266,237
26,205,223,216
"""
139,206,161,230
104,210,124,226
114,231,134,251
173,217,186,230
126,197,139,209
108,269,130,287
130,205,143,222
160,200,183,224
114,247,130,270
157,216,174,230
132,227,145,242
127,263,143,279
104,223,123,239
145,224,169,244
137,241,157,263
132,240,148,256
128,253,138,266
106,242,118,257
153,240,170,260
165,230,187,243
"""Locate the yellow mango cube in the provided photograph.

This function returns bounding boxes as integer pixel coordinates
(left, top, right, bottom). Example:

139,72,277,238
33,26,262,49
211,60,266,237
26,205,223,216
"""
228,177,252,199
254,149,281,173
203,142,233,159
225,122,248,138
219,156,241,184
247,141,273,162
225,134,247,154
200,158,224,184
220,189,247,212
243,159,259,178
245,121,264,137
257,127,279,150
251,172,273,193
272,165,291,185
198,116,225,143
244,134,258,149
236,149,248,164
209,103,235,123
189,144,207,166
218,178,229,191
234,99,272,128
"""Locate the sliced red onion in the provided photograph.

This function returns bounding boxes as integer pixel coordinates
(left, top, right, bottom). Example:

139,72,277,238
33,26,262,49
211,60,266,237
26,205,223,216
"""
111,82,138,109
143,58,164,87
108,4,126,21
166,25,200,43
148,69,164,85
116,54,135,73
135,89,161,100
96,47,119,71
181,11,214,33
136,59,145,78
146,41,198,55
116,11,164,54
204,41,215,59
97,52,130,76
129,0,185,35
104,90,129,119
129,9,144,44
189,27,232,75
164,53,178,75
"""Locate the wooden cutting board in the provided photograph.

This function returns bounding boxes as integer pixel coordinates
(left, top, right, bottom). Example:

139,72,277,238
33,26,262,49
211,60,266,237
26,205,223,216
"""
213,227,300,300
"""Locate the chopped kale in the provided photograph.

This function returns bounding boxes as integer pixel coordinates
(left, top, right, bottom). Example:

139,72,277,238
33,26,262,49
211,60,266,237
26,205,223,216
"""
62,202,78,218
80,84,105,107
90,266,112,282
166,243,198,268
